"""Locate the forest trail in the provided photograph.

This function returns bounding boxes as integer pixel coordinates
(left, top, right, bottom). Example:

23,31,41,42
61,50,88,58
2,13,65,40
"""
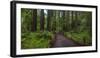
51,33,80,47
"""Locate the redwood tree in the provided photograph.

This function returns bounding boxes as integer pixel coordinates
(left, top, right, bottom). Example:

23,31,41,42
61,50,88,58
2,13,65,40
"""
31,9,37,32
40,9,45,31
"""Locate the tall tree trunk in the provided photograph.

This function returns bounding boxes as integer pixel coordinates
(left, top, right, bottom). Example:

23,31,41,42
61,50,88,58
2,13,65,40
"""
31,9,37,32
40,9,45,31
56,10,60,32
71,11,74,30
74,11,78,32
52,10,56,32
65,11,70,32
47,10,52,31
62,11,65,31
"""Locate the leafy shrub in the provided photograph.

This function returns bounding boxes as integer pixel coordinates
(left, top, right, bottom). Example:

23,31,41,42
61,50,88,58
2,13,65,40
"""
35,31,53,39
71,31,92,45
21,31,53,49
64,31,92,46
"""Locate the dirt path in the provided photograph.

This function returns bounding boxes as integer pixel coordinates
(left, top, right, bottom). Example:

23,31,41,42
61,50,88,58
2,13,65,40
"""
51,33,80,47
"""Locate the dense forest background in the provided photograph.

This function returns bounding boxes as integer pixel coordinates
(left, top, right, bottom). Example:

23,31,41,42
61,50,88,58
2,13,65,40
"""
21,8,92,49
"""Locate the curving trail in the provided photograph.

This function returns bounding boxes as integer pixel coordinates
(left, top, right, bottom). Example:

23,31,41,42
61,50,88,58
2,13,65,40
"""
51,33,81,47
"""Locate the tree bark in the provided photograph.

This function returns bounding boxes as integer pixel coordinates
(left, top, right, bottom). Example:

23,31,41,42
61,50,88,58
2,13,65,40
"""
40,9,45,31
31,9,37,32
71,11,74,30
47,10,53,31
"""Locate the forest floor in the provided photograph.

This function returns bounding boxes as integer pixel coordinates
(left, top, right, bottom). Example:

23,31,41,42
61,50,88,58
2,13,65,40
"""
51,33,82,47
